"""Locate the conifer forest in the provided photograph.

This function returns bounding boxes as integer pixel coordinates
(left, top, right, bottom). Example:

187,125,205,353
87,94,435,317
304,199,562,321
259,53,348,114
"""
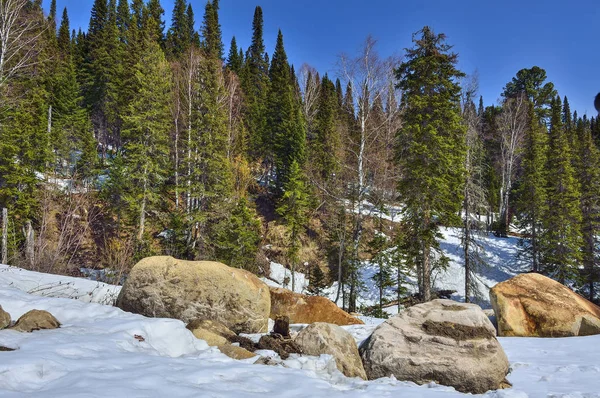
1,0,599,310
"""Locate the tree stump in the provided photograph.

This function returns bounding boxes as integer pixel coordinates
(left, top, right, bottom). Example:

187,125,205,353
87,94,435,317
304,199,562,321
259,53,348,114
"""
273,315,290,338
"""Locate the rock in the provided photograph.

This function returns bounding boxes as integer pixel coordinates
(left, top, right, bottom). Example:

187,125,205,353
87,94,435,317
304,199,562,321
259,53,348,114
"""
269,287,363,326
295,322,367,380
490,273,600,337
0,346,16,351
186,319,237,345
360,299,509,394
116,256,270,333
217,344,257,360
11,310,60,332
256,335,301,360
272,315,290,337
0,305,10,330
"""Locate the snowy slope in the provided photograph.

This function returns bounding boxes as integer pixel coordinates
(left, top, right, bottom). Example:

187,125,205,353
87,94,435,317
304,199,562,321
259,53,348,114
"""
1,272,600,397
0,265,121,305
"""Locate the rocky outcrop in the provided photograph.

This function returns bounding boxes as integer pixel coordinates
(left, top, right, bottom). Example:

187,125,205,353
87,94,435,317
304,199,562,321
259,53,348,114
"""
360,299,509,394
117,256,270,333
0,305,10,330
217,344,257,360
490,273,600,337
11,310,60,332
295,322,366,380
269,288,363,326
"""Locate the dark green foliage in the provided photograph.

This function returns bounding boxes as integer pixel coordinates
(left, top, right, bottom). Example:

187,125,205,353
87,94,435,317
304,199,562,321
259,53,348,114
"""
227,36,243,73
214,198,261,272
311,74,341,183
516,103,548,272
540,96,582,283
574,118,600,301
307,264,327,296
241,6,269,159
502,66,557,122
268,30,306,191
395,26,466,301
165,0,190,58
201,0,223,60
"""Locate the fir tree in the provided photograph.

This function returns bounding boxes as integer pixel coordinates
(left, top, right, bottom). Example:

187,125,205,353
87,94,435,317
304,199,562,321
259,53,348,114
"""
166,0,189,58
395,26,466,301
516,102,548,273
144,0,165,44
277,160,309,293
574,118,600,301
540,96,582,283
241,6,269,159
226,36,242,73
119,21,172,242
311,74,341,183
268,30,306,191
201,0,223,60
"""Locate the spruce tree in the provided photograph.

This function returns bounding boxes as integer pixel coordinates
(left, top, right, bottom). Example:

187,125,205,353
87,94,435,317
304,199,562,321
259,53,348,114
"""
226,36,242,73
395,26,466,301
268,30,306,191
540,96,582,283
311,74,341,183
574,118,600,301
241,6,269,159
277,160,309,292
516,102,548,273
166,0,189,58
201,0,223,60
119,21,172,242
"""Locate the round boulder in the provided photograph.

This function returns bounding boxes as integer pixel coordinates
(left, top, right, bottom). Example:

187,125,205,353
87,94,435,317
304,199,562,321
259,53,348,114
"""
269,287,363,326
295,322,367,380
0,305,10,330
360,299,509,394
490,273,600,337
116,256,270,334
11,310,60,332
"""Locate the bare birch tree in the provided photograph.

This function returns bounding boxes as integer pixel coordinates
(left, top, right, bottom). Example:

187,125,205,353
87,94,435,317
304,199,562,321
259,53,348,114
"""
298,63,320,137
337,36,398,311
496,94,527,236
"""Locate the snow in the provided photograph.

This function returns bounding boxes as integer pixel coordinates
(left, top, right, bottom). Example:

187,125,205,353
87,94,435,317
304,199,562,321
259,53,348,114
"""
0,265,121,305
1,266,600,397
260,261,309,294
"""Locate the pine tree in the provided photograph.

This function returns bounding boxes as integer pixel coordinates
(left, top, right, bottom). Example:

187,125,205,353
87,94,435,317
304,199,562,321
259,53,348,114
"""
277,160,309,293
214,198,261,271
574,118,600,301
119,22,172,242
165,0,189,58
241,6,269,159
226,36,242,73
516,102,548,273
540,96,582,284
395,26,466,301
201,0,223,60
268,30,306,191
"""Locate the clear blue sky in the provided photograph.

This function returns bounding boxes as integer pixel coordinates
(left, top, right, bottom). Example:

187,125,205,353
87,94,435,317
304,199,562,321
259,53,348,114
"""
44,0,600,116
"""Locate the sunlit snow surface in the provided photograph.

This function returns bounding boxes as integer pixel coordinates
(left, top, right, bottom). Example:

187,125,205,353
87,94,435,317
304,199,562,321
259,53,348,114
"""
0,268,599,397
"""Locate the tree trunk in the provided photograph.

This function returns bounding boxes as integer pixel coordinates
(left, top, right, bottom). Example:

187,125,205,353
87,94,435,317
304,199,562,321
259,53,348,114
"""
464,196,471,303
1,208,7,265
25,220,34,267
422,211,431,302
138,165,148,241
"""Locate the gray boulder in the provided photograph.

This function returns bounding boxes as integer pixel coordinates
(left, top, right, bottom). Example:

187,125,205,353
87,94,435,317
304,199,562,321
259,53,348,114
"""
295,322,367,380
360,299,509,394
0,305,10,330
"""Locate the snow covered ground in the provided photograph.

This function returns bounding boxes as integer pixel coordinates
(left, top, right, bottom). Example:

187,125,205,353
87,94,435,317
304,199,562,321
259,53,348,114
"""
1,269,599,397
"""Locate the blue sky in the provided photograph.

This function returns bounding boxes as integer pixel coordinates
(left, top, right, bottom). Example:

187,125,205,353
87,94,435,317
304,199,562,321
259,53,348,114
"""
43,0,600,116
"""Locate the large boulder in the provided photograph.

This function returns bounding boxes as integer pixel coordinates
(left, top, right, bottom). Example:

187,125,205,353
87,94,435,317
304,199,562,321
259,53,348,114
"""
490,273,600,337
360,299,509,394
116,256,270,333
269,287,363,326
11,310,60,332
295,322,367,380
0,305,10,330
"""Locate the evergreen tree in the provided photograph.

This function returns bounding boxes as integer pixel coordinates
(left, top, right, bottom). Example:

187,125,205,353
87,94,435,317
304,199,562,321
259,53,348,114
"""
277,160,309,292
201,0,223,60
540,96,582,283
214,198,261,271
241,6,269,159
57,8,71,54
166,0,189,58
516,102,548,273
226,36,242,73
502,66,556,122
144,0,165,44
307,264,327,296
311,74,341,183
119,22,172,242
268,30,306,191
574,118,600,301
395,26,466,301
